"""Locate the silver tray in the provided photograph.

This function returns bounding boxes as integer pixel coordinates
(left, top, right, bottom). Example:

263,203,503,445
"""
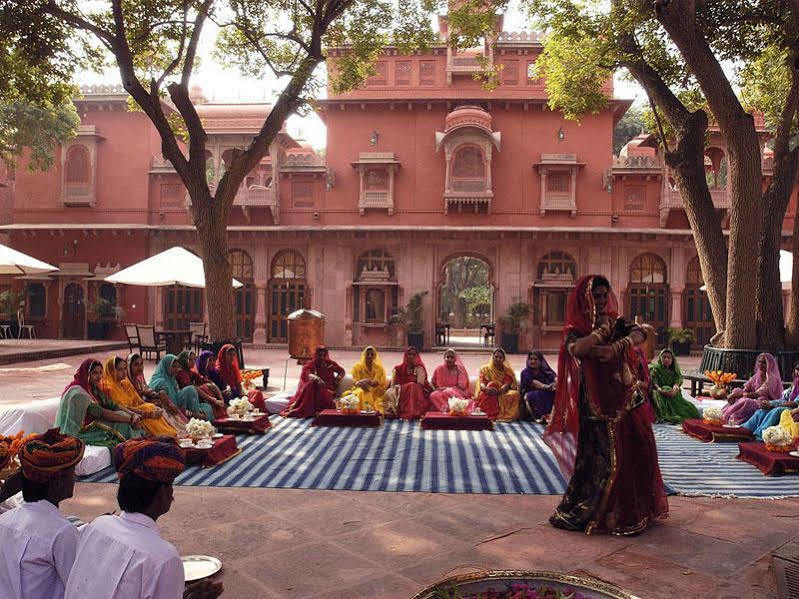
182,555,222,582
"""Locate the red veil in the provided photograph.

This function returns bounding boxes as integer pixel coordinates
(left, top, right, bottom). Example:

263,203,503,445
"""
543,275,619,478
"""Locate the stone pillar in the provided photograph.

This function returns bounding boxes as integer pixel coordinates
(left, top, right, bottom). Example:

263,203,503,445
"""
253,284,267,344
670,287,684,328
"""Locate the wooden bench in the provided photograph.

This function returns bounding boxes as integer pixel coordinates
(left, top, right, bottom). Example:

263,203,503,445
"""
684,372,792,397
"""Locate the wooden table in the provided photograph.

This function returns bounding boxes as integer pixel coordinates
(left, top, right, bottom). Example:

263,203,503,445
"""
737,442,799,476
213,414,271,434
682,419,753,443
312,409,382,427
421,411,493,431
156,329,193,355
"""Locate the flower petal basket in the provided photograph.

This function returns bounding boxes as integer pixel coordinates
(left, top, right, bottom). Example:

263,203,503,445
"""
410,570,637,599
765,443,794,454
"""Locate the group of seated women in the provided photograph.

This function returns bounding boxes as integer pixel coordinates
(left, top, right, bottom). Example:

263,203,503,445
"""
282,346,559,423
55,344,266,447
731,356,799,440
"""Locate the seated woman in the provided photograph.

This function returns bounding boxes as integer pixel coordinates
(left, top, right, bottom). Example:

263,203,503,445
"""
127,352,187,432
100,356,177,436
475,348,521,421
215,344,267,412
649,349,700,424
195,350,226,397
519,351,556,423
283,346,345,418
55,359,145,447
384,347,432,420
430,349,473,412
175,350,226,418
744,360,799,439
723,353,783,425
149,354,213,420
349,346,388,413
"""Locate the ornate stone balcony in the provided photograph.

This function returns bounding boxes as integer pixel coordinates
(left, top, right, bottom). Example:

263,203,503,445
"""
61,184,95,207
611,155,664,172
659,187,729,226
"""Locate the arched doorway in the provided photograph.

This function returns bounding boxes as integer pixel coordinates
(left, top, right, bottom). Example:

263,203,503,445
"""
627,253,669,345
683,256,715,348
438,255,493,347
230,249,255,341
268,250,307,342
62,283,85,339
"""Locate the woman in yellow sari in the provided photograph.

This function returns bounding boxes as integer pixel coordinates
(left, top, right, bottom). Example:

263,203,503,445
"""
475,348,520,421
100,356,177,436
349,346,388,413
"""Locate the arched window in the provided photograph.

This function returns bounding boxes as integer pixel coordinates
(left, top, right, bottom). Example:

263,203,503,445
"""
627,253,669,343
269,250,307,341
229,249,255,340
686,256,704,286
65,145,89,184
451,145,486,192
629,253,667,284
271,250,306,279
535,251,577,329
229,249,254,280
537,251,577,280
26,283,46,318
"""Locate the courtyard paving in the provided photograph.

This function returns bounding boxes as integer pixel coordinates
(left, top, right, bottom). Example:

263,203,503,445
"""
0,346,783,597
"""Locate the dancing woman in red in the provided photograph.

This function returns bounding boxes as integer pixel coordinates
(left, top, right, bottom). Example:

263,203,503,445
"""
544,275,668,535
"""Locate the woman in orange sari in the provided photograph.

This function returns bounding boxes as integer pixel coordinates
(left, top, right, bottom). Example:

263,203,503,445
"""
215,344,267,412
384,347,432,420
475,348,520,421
544,275,667,536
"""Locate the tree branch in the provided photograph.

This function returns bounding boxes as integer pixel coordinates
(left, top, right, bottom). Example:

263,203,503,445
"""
181,0,213,88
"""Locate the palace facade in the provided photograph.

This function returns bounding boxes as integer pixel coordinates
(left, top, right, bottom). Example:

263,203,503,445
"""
0,15,794,351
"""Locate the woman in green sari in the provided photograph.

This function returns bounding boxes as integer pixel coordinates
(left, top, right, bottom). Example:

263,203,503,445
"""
149,354,213,420
55,359,146,447
649,348,700,424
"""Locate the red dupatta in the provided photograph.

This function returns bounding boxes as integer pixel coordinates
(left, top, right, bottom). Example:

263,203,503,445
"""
301,346,345,391
63,358,102,401
393,347,433,392
544,275,619,478
216,343,242,388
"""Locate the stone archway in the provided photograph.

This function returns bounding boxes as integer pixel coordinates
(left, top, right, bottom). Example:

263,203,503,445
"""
436,253,495,347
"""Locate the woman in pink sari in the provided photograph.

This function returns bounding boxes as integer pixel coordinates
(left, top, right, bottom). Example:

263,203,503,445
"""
430,349,473,412
385,347,432,420
723,353,783,425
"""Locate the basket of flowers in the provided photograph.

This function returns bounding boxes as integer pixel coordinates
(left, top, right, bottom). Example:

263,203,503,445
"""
185,418,216,442
702,406,724,426
227,397,253,418
241,370,261,391
704,370,737,399
448,397,470,416
763,426,795,453
338,394,361,414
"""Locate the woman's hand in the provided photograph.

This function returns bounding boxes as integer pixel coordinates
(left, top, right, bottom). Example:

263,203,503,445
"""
130,414,142,428
760,400,772,410
590,345,614,362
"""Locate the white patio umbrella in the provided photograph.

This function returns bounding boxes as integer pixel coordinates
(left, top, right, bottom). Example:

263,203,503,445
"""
700,250,793,290
104,246,242,288
0,243,58,275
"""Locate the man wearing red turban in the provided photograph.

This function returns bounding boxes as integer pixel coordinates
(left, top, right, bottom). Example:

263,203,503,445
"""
0,428,85,599
65,437,222,599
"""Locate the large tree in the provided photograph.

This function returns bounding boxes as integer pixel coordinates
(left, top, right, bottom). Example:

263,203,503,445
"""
529,0,799,350
3,0,501,340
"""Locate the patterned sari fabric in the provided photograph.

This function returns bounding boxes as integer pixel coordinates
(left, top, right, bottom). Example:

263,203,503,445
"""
475,349,520,421
55,359,143,447
430,350,473,412
100,357,176,437
215,344,266,412
723,353,783,425
283,346,345,418
127,353,188,433
519,351,556,421
386,348,432,420
544,275,668,536
149,354,213,420
649,349,699,424
746,368,799,439
349,346,388,413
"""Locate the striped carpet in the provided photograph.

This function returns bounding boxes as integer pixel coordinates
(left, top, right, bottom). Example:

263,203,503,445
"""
81,418,799,498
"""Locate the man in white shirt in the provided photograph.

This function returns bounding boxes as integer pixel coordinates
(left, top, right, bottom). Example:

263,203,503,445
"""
65,436,222,599
0,428,85,599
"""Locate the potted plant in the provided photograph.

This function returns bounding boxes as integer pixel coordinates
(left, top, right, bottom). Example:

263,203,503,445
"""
390,291,428,350
0,290,24,337
88,297,125,340
666,327,694,356
499,301,532,354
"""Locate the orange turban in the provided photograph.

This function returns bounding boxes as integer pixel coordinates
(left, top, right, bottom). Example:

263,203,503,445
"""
0,444,10,472
113,437,185,483
18,428,85,483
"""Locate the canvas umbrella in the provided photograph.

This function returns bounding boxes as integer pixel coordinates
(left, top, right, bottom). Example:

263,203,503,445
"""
0,243,57,275
104,246,242,288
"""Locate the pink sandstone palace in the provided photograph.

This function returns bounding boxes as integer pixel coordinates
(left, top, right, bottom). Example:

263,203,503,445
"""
0,15,794,351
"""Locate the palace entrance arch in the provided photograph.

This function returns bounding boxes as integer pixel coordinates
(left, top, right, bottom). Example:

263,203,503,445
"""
437,254,494,347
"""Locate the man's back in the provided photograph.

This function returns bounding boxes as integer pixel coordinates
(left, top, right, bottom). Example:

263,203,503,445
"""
65,511,184,599
0,500,78,599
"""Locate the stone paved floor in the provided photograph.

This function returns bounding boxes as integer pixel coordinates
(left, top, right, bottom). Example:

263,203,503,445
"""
1,346,781,598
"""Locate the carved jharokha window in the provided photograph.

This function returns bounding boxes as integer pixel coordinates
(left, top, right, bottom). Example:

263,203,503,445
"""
534,251,577,330
351,153,401,215
451,146,487,192
65,146,89,184
353,249,398,325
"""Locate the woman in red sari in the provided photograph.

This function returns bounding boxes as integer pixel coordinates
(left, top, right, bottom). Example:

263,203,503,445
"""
215,344,267,412
544,275,667,536
385,347,432,420
282,346,345,418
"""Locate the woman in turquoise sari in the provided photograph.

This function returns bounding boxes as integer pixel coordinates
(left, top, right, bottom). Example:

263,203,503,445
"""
55,359,145,447
649,348,700,424
743,360,799,439
149,354,213,420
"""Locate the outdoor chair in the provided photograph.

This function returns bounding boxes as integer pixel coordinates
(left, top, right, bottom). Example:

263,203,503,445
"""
136,324,167,361
17,309,35,339
0,323,10,339
189,321,208,354
123,323,141,354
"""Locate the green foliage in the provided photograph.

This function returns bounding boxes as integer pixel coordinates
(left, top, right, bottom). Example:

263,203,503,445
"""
666,327,694,345
391,291,428,334
613,104,645,155
500,301,532,335
0,289,23,319
0,101,79,170
740,44,797,134
90,297,125,322
439,257,491,328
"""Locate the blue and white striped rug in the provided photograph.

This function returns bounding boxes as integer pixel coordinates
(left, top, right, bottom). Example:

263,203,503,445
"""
81,419,799,498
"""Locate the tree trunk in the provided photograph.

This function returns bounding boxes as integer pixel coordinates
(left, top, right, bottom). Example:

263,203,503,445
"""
787,206,799,348
193,199,236,341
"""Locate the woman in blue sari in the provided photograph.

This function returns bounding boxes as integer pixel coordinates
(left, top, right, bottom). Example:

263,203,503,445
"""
519,351,556,423
742,361,799,439
149,354,213,420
